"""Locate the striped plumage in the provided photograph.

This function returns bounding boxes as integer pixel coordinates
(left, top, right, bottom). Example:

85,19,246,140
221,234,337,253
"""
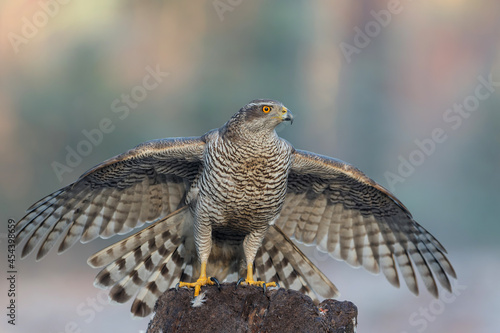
195,114,292,268
16,99,456,317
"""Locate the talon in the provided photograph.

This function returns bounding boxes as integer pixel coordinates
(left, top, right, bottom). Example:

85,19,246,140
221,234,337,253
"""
239,263,278,293
178,277,216,296
177,262,216,296
210,277,221,291
236,277,245,288
175,283,180,291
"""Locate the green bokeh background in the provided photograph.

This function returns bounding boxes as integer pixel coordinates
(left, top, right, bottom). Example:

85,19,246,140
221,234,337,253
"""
1,1,498,332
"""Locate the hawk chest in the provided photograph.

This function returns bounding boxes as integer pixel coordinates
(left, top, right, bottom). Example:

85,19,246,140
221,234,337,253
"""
199,137,291,223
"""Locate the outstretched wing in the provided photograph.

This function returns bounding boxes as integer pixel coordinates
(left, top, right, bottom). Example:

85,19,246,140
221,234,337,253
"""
16,137,205,261
276,149,456,297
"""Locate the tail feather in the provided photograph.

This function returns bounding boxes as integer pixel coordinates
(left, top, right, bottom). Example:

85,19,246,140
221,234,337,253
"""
108,250,176,305
296,273,317,302
130,251,176,317
256,225,339,301
254,249,279,285
89,214,339,318
131,244,188,317
87,206,188,268
87,206,192,317
94,232,181,290
255,242,317,300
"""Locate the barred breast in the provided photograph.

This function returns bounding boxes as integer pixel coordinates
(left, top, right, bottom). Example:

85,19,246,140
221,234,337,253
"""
197,131,293,240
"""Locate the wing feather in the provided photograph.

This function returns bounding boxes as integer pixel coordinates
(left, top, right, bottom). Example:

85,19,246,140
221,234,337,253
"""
16,137,205,260
276,149,456,297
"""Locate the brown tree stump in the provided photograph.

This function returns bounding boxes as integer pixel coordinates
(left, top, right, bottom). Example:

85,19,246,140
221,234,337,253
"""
147,283,357,333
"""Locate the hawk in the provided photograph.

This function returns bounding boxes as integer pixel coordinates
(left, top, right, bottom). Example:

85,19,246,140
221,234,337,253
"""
16,100,456,317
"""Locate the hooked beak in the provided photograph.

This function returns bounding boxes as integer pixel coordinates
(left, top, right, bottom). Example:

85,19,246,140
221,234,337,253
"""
282,107,294,124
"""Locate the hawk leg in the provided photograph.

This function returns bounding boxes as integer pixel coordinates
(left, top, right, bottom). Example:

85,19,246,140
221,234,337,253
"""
237,262,279,292
176,262,219,296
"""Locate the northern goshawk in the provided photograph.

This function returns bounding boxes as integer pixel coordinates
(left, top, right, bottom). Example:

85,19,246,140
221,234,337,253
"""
16,100,456,317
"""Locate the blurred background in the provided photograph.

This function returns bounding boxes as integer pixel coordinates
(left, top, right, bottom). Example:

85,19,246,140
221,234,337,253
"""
1,1,499,332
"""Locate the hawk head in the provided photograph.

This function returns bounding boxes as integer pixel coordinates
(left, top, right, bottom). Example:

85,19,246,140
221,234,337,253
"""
226,99,294,134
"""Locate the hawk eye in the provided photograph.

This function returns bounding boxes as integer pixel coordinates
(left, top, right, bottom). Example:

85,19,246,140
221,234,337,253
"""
262,106,271,113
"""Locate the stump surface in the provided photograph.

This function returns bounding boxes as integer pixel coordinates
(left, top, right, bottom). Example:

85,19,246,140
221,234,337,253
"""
147,283,357,333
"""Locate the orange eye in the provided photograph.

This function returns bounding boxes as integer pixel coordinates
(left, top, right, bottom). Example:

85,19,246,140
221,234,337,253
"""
262,106,271,113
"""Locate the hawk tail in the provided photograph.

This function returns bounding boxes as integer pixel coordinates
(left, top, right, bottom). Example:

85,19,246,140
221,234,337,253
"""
87,205,194,317
254,225,339,302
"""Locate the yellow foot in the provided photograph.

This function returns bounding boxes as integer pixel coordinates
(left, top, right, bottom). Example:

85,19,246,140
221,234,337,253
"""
176,276,220,296
236,277,280,292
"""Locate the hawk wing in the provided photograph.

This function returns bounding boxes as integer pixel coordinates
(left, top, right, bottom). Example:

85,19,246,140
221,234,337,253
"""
16,137,205,261
276,149,456,297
